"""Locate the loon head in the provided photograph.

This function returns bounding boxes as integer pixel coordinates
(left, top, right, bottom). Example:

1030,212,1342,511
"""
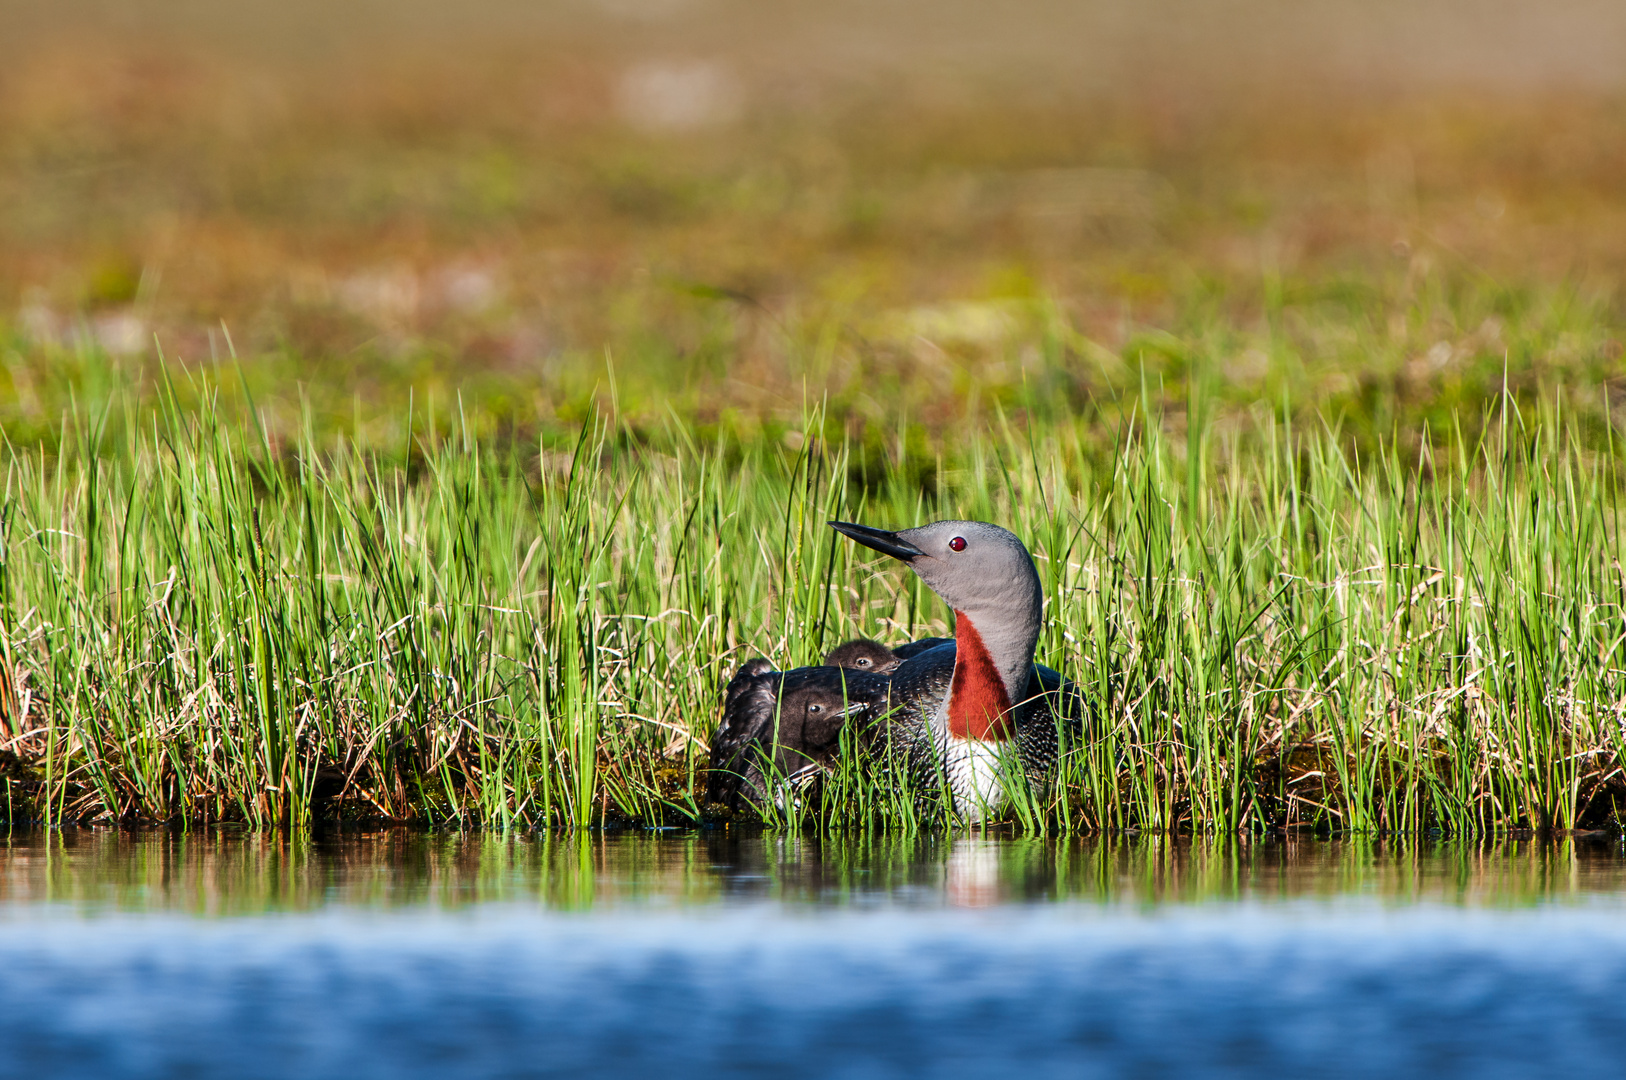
828,519,1042,629
828,519,1043,740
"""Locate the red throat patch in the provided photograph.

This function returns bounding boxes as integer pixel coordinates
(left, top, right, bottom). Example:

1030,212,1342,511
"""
947,612,1013,740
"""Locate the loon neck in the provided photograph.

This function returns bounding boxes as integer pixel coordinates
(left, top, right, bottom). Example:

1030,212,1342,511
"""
946,610,1033,740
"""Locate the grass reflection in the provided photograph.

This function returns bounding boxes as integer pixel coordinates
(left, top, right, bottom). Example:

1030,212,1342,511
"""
2,829,1623,916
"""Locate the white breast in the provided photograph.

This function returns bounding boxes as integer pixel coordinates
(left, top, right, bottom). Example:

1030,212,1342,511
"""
938,733,1009,822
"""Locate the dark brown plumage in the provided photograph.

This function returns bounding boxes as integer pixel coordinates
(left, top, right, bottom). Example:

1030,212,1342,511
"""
823,636,954,674
705,660,893,811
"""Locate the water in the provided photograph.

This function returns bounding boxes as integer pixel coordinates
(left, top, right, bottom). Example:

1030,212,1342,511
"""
2,830,1625,1078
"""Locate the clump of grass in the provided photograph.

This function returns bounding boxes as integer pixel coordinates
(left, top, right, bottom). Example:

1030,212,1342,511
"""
0,367,880,828
2,357,1624,834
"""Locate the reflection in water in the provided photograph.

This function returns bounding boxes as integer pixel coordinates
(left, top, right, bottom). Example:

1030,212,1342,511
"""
2,828,1623,915
946,839,1003,908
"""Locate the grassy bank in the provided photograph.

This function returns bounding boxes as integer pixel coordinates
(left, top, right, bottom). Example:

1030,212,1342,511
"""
3,342,1624,834
4,26,1626,834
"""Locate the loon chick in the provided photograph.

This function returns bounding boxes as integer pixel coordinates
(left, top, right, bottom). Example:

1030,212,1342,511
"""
828,519,1081,820
824,637,956,673
823,638,900,673
707,660,892,812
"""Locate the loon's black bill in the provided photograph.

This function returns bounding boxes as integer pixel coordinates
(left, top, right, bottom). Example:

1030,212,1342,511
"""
828,520,925,561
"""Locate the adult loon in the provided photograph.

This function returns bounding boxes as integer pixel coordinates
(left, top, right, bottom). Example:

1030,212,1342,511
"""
707,520,1079,819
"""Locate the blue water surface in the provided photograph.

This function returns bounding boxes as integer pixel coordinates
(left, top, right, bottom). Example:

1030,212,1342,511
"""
1,831,1623,1079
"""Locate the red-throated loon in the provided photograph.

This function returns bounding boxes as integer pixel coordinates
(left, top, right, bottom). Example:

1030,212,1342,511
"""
706,520,1078,820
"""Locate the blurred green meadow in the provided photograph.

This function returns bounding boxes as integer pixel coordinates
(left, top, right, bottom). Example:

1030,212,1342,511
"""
2,2,1626,831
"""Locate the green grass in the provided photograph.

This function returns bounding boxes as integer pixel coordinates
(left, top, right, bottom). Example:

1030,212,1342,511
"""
5,12,1626,837
3,302,1625,835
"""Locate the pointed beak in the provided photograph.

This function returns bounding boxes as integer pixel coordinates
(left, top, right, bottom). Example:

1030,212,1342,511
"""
828,520,926,562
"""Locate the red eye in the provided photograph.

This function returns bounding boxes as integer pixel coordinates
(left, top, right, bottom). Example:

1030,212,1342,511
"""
948,536,967,552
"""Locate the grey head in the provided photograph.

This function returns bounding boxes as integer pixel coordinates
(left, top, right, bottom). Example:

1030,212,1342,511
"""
828,519,1041,627
828,519,1044,702
823,638,902,674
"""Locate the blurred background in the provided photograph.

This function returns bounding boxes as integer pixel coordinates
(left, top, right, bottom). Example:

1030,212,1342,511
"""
3,0,1624,452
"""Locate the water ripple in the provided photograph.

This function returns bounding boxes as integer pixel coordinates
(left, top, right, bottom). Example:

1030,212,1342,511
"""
1,906,1623,1079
